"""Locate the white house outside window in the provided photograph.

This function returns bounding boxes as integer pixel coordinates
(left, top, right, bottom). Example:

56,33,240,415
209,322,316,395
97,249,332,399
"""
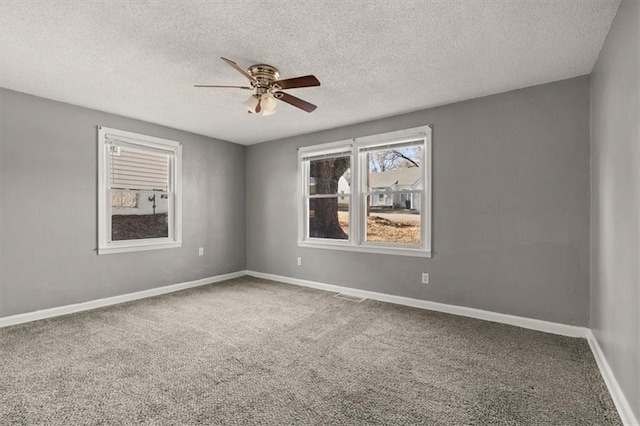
298,125,432,257
98,126,182,254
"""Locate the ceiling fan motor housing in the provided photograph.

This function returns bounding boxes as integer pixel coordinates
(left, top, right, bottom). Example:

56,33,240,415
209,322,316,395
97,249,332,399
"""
248,64,280,93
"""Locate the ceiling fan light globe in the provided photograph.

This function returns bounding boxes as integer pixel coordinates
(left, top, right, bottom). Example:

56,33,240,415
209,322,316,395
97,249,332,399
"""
244,95,259,113
262,108,277,116
261,93,277,113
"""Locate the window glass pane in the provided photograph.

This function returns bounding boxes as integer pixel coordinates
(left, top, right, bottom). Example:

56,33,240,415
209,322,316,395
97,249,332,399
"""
111,190,169,241
309,197,349,240
111,191,138,208
309,157,351,195
366,145,422,192
366,193,420,245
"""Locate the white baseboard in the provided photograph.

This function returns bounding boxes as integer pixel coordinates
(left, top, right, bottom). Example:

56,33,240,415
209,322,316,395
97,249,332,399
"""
246,270,588,338
3,269,588,338
0,270,248,328
587,331,639,426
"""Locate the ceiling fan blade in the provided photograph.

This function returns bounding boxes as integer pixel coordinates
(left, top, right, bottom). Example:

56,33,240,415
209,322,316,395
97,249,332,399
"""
194,85,252,89
272,75,320,90
221,57,256,82
275,92,317,113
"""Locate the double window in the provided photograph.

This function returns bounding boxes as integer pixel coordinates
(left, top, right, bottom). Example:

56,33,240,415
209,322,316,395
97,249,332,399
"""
98,126,182,254
298,125,432,257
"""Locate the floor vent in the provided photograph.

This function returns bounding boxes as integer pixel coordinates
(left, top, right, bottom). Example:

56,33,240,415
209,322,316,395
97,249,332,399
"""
334,293,366,302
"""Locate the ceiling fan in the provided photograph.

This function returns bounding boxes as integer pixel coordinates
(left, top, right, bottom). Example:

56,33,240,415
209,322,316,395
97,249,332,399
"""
195,57,321,116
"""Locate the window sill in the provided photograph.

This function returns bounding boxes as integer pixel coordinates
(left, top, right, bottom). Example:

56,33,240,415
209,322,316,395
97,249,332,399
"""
297,241,432,258
98,240,182,255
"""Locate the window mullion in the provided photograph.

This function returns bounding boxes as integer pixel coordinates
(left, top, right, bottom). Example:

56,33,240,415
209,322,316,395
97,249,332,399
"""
359,150,368,245
350,149,358,246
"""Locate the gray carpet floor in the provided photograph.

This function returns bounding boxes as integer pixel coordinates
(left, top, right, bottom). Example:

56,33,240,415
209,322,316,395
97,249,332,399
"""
1,276,621,425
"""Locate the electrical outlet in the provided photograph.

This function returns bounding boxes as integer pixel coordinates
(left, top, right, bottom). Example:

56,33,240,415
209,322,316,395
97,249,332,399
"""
199,247,204,256
297,257,302,266
421,272,429,284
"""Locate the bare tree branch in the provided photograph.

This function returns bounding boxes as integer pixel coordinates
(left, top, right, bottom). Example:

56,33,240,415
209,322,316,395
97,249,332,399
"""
391,150,419,167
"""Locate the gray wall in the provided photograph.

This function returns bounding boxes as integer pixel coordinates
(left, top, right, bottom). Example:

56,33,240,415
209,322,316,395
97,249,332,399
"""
247,76,591,326
590,0,639,421
0,88,246,317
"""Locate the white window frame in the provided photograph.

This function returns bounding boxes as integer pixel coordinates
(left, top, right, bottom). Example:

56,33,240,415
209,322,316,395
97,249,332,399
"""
98,126,182,255
298,125,432,258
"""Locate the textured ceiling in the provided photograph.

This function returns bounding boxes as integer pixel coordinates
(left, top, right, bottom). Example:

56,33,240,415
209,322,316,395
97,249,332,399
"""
0,1,620,145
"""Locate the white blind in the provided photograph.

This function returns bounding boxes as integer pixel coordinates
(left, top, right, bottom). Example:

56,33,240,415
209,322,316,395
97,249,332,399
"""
109,145,170,191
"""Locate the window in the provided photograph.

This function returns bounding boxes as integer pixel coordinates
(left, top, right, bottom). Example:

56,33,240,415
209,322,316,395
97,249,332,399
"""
98,126,182,254
298,125,432,257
